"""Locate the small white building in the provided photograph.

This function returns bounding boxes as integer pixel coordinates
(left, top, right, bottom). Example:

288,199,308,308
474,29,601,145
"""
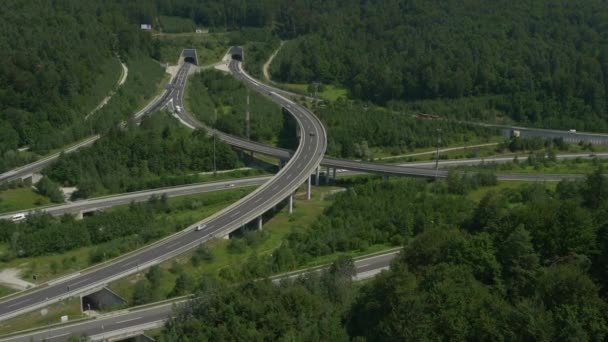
140,24,152,30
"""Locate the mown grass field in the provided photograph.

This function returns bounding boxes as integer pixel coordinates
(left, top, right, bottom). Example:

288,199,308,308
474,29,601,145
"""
0,188,256,286
155,33,230,65
0,188,50,214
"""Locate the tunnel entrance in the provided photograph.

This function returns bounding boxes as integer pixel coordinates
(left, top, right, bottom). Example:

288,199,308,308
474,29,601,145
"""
81,287,126,312
181,49,198,65
230,46,243,61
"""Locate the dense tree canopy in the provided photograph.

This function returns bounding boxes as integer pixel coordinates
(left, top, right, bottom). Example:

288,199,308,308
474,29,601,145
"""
269,0,608,131
317,100,497,157
0,0,157,172
160,169,608,341
45,114,239,197
188,70,286,144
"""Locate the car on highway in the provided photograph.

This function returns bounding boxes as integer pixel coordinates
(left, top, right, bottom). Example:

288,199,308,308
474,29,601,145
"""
195,223,207,231
309,131,316,136
569,129,577,133
11,213,25,222
225,183,235,188
175,105,182,112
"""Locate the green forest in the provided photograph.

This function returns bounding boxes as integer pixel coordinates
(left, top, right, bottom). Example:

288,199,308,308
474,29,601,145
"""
45,114,239,197
269,0,608,132
149,0,608,132
317,100,498,158
0,0,162,173
187,70,286,144
4,1,608,339
159,171,608,340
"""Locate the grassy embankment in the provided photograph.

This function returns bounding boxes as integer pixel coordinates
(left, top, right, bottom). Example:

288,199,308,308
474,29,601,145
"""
0,177,556,334
0,188,255,287
0,55,168,210
155,32,231,66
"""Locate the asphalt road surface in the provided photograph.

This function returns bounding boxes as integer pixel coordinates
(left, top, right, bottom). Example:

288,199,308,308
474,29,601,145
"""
0,177,270,220
0,250,399,342
0,136,100,185
0,60,327,322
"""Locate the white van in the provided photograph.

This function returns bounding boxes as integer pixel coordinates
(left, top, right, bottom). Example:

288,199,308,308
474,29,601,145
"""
11,213,25,222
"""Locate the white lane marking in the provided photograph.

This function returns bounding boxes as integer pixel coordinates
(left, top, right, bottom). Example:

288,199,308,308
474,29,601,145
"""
48,333,69,339
68,277,90,287
253,197,263,204
230,210,241,218
165,241,181,249
115,316,142,324
6,298,31,308
286,174,292,180
122,260,137,268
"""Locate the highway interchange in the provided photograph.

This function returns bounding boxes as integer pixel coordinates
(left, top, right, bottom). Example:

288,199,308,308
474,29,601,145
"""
0,58,327,324
0,49,606,340
0,249,400,342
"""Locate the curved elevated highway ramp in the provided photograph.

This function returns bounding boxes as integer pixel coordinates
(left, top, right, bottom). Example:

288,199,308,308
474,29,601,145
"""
0,61,327,322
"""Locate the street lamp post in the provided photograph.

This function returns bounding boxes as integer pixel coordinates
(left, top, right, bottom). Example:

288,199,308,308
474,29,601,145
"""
213,109,217,175
435,128,442,180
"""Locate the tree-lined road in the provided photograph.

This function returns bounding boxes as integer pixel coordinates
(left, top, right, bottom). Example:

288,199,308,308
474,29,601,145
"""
0,250,400,342
0,177,269,220
0,59,327,322
0,47,602,327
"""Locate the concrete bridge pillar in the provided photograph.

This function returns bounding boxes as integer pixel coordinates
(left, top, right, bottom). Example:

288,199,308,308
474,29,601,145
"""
307,176,311,200
326,166,330,184
315,166,320,186
333,168,337,181
288,193,294,214
257,216,263,231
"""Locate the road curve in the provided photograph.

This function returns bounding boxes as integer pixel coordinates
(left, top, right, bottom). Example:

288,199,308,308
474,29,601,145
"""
0,136,101,185
0,177,269,220
0,250,399,342
0,60,327,322
0,61,191,186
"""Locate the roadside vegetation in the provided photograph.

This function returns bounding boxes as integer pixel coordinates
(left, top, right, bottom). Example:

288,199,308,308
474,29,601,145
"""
88,54,166,133
186,70,286,146
268,1,608,133
160,168,608,340
311,100,499,158
0,181,50,214
0,188,254,282
109,185,340,305
45,114,240,198
159,16,197,34
236,28,281,80
153,32,231,65
0,0,157,173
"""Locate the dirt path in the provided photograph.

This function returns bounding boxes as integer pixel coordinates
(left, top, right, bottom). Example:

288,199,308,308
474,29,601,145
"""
118,61,128,86
85,58,129,120
263,41,284,82
0,268,35,290
377,142,499,161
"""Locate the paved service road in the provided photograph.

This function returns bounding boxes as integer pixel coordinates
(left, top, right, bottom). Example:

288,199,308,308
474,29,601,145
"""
0,136,100,185
0,59,327,322
0,250,399,342
0,59,190,186
4,149,597,220
0,177,269,220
